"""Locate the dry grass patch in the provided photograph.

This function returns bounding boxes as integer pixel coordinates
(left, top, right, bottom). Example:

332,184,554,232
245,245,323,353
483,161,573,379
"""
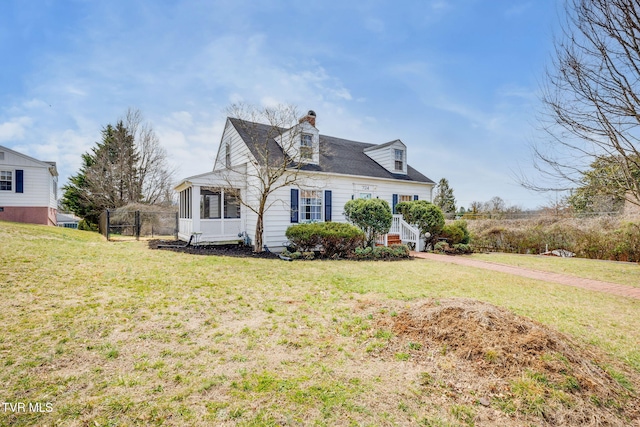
372,298,639,426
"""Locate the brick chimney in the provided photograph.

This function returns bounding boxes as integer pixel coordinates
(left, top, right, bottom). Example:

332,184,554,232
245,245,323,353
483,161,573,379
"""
298,110,316,127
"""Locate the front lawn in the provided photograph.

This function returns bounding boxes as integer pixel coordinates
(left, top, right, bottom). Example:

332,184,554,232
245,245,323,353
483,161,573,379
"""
472,252,640,287
1,222,638,426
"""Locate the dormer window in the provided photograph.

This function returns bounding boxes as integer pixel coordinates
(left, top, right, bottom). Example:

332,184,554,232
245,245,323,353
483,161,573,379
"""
394,149,404,171
300,134,313,160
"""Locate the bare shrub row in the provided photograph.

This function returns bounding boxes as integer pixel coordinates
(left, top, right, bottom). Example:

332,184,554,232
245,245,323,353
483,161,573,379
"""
468,215,640,262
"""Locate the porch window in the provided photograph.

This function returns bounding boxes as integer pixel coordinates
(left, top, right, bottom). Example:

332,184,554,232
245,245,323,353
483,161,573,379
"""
224,192,241,218
200,188,241,219
201,189,221,219
179,188,192,219
0,170,12,191
300,189,322,222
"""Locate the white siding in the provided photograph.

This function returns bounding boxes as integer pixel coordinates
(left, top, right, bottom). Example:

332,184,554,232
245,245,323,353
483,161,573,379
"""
0,149,54,208
275,121,320,165
260,171,434,250
363,141,407,175
213,120,254,171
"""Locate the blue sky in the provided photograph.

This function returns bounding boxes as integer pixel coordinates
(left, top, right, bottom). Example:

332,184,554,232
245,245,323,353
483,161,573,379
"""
1,0,560,209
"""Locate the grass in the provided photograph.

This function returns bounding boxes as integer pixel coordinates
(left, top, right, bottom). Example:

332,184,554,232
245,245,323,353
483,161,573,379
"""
0,221,639,426
472,252,640,287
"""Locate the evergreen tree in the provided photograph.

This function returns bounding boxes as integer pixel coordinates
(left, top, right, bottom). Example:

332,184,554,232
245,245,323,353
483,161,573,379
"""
433,178,456,214
61,109,172,228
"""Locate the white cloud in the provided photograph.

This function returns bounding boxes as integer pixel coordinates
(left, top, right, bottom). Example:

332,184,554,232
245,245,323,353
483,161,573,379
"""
0,117,32,142
505,2,533,17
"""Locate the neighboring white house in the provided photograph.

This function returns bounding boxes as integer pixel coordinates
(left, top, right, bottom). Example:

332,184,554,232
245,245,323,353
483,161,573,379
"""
0,145,58,226
56,212,81,228
174,111,435,250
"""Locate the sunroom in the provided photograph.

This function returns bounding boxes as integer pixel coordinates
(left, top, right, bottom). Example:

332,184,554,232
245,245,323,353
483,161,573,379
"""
175,170,247,244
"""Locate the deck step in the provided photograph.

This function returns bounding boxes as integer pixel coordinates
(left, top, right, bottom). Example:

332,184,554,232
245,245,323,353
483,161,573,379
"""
387,234,402,246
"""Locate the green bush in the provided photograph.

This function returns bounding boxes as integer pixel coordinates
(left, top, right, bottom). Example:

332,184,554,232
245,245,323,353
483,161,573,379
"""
433,241,449,253
344,198,392,247
395,200,445,249
452,243,473,254
316,222,365,258
285,222,365,258
78,219,98,232
285,223,321,252
441,220,470,245
350,244,410,260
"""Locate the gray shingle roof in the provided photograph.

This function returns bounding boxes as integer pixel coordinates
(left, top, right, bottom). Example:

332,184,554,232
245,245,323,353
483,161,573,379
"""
229,118,434,184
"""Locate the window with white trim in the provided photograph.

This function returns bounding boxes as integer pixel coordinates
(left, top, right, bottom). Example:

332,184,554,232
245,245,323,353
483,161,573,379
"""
300,189,322,222
394,149,404,171
224,192,241,219
201,188,221,219
0,171,12,191
399,195,413,202
300,134,313,160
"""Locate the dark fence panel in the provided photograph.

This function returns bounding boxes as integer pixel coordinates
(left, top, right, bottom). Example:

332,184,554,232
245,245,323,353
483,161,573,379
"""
101,209,178,241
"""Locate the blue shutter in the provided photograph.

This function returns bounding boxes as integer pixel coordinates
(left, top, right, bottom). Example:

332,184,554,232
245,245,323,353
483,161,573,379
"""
16,170,24,193
324,190,332,222
413,194,419,201
290,188,299,223
392,194,398,214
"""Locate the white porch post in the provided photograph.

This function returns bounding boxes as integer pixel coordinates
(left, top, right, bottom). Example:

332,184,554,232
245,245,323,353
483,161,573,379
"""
191,185,201,234
220,189,226,236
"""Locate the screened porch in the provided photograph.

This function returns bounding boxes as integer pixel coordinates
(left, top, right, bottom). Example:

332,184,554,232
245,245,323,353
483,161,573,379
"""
177,185,244,243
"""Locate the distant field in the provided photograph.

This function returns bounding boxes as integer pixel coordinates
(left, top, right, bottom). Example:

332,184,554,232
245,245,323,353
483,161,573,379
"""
1,222,638,426
472,252,640,287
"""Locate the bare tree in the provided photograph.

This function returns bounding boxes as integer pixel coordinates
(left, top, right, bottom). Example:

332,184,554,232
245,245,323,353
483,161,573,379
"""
221,103,324,252
123,109,175,205
527,0,640,206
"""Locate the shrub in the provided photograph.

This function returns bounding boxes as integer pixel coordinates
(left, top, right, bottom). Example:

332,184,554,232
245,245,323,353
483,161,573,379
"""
441,220,470,245
467,216,640,261
285,223,321,252
433,241,473,255
78,219,98,232
285,222,365,258
396,200,445,249
452,243,473,254
433,241,449,253
350,244,410,260
316,222,365,258
344,198,393,247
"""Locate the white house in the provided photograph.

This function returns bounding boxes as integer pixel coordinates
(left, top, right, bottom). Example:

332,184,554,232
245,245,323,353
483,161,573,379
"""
174,111,435,250
0,145,58,226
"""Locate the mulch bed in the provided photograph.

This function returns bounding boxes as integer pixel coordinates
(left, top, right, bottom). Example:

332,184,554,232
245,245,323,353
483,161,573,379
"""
147,239,279,259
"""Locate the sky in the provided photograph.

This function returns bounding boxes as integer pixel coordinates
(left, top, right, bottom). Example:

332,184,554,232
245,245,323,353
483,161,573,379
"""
0,0,562,210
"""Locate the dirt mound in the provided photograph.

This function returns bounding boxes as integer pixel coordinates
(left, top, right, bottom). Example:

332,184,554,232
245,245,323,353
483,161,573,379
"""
374,298,639,426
